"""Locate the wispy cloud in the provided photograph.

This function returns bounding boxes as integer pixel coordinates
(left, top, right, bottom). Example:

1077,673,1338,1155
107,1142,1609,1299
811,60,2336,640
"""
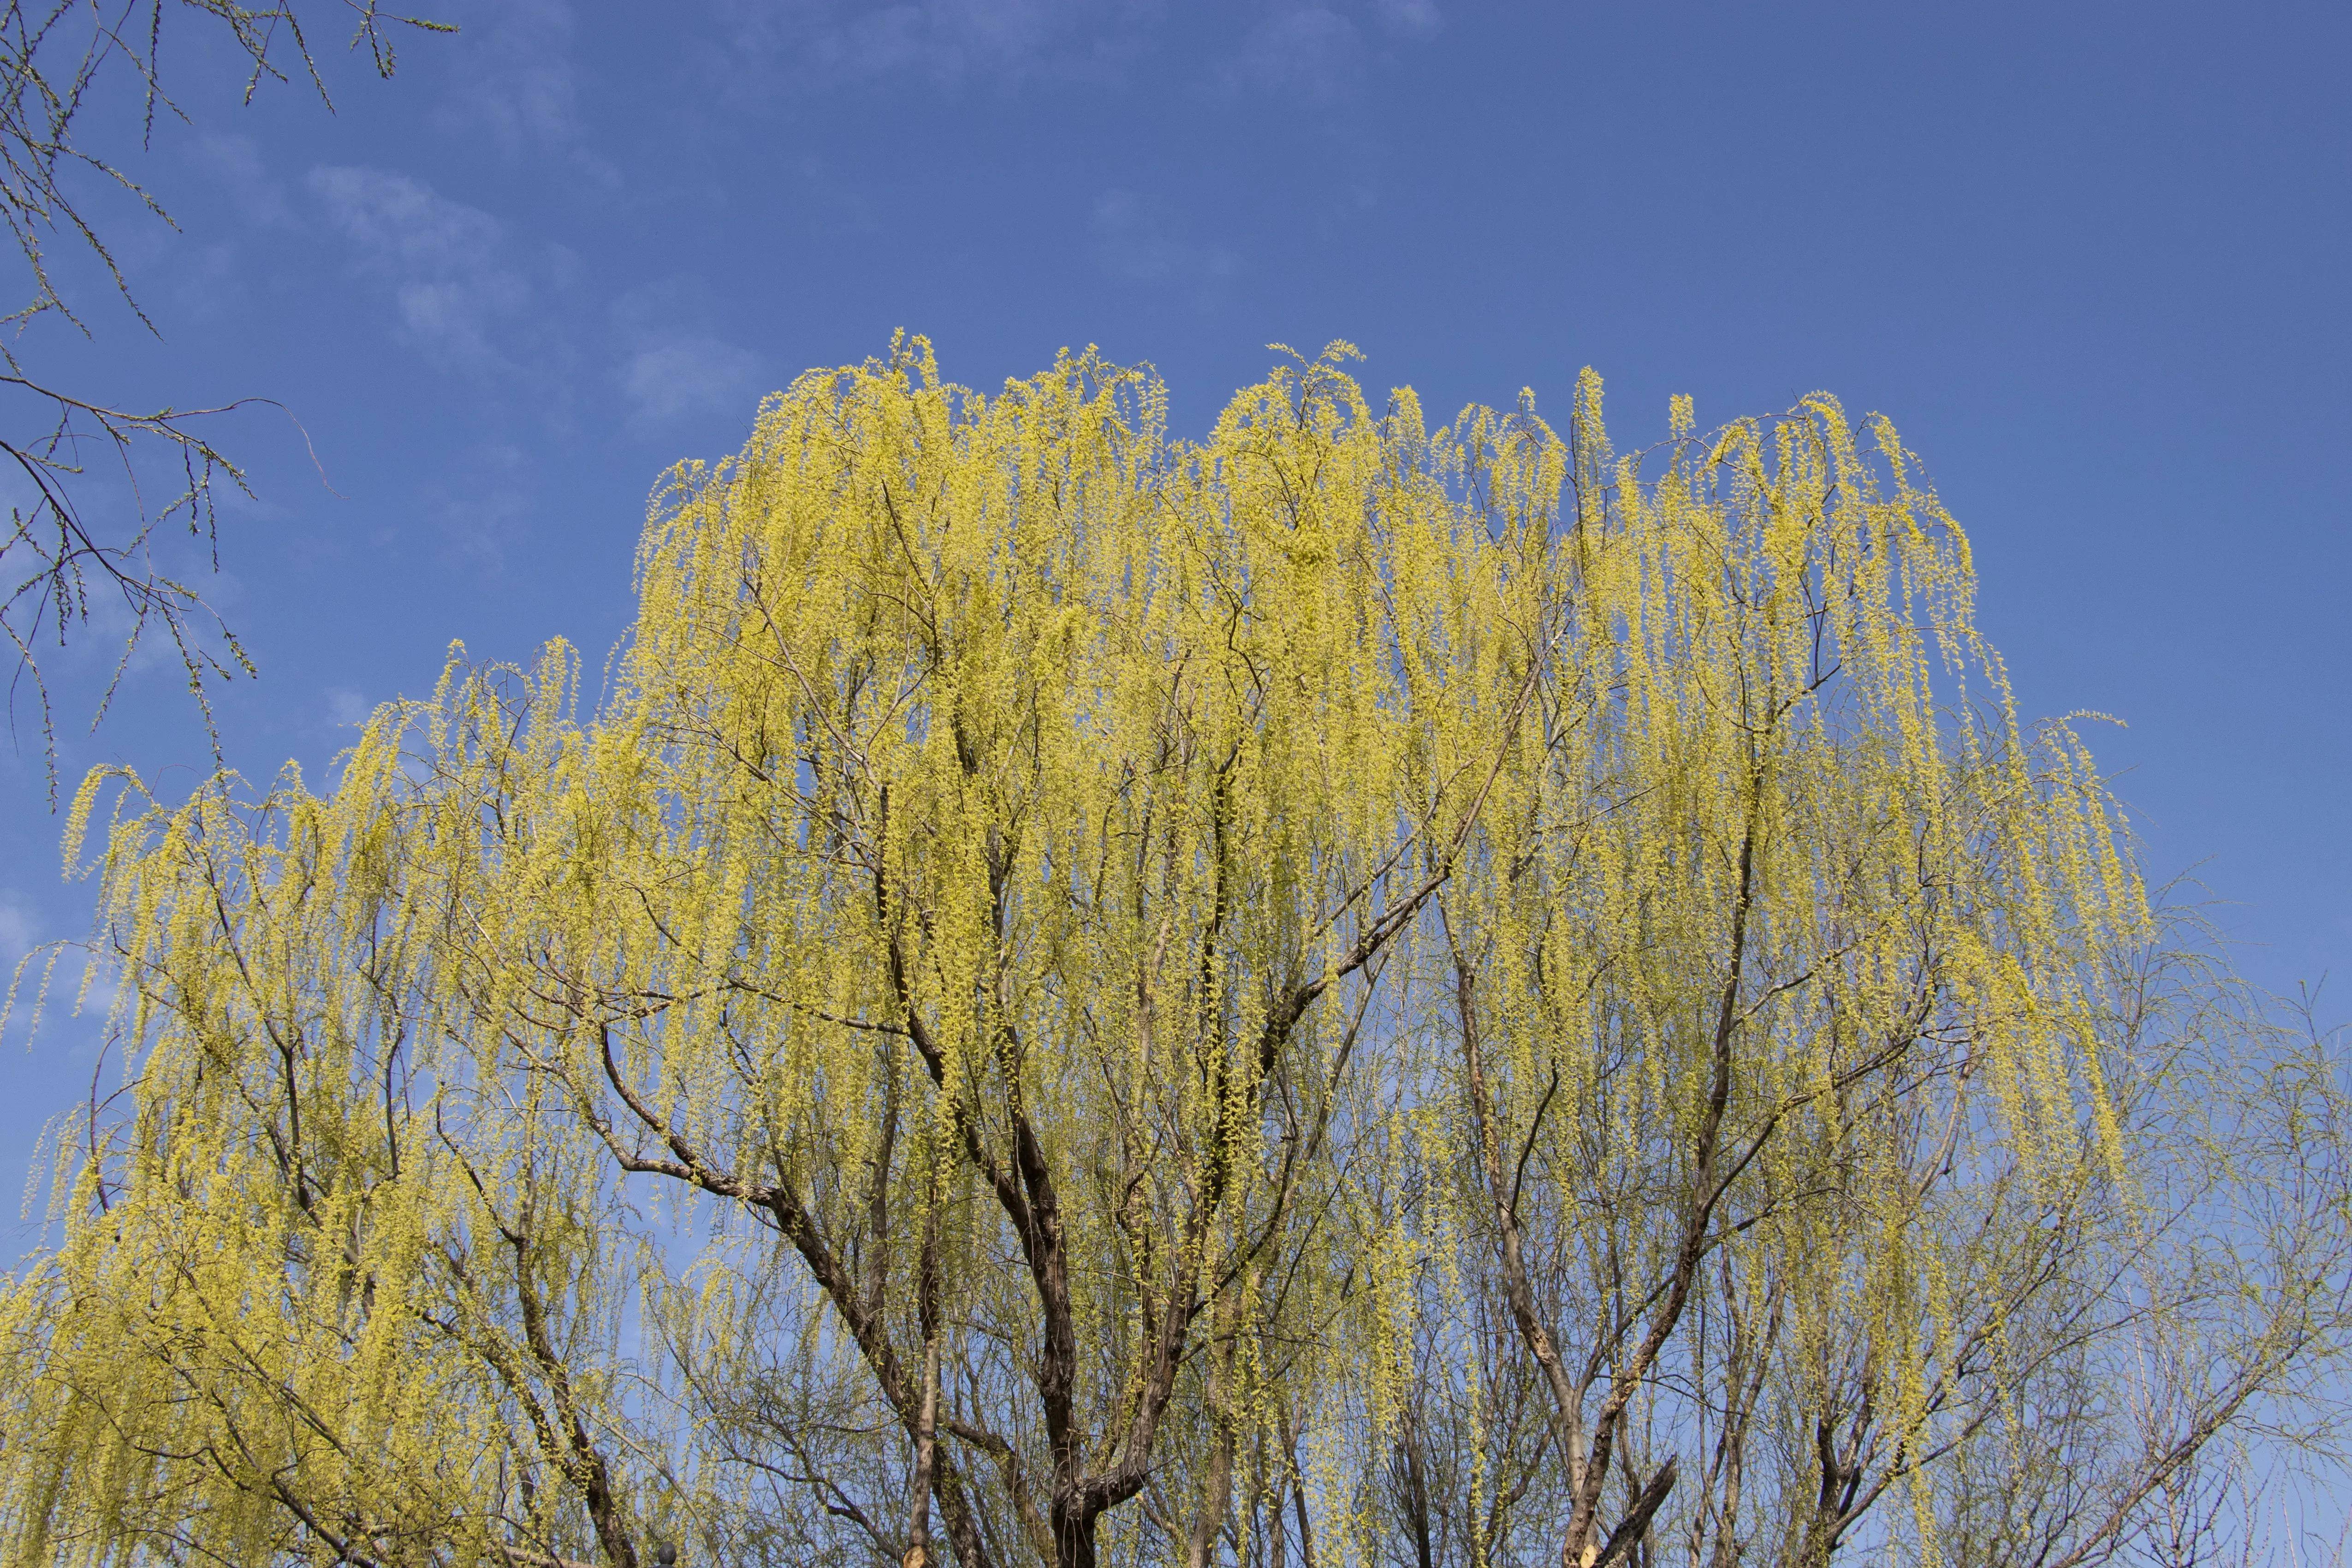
1222,7,1367,101
610,276,767,434
621,339,765,430
708,0,1161,94
1091,190,1241,304
308,167,540,375
0,891,37,972
1371,0,1441,36
1218,0,1441,101
175,134,290,319
325,687,373,728
170,239,244,322
700,1,1427,107
433,0,618,181
424,442,540,567
437,0,578,153
195,133,294,227
0,888,107,1046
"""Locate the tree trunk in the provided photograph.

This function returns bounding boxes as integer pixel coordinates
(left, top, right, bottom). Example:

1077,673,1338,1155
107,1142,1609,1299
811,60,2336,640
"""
1182,1290,1242,1568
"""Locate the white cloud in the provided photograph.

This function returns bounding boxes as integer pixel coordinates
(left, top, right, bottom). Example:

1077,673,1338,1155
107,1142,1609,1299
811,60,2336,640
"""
0,892,37,971
195,133,293,227
1223,7,1367,101
433,0,618,181
308,166,534,374
610,276,766,433
0,890,87,1051
1371,0,1440,35
622,339,764,429
708,0,1161,92
424,443,539,566
1091,190,1241,303
169,240,243,323
440,0,580,152
325,688,372,728
699,1,1427,107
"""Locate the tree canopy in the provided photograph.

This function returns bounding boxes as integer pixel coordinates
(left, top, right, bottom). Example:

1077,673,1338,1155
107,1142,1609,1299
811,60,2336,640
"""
4,340,2345,1568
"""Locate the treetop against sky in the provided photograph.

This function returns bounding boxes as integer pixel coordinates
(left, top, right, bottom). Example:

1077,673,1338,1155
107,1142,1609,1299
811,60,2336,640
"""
0,6,2338,1045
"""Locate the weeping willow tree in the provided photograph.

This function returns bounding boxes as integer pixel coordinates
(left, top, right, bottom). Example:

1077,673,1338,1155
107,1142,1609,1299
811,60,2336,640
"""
0,339,2344,1568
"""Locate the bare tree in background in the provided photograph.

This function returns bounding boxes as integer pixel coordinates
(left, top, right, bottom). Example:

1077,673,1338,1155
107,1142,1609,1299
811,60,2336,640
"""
0,0,447,788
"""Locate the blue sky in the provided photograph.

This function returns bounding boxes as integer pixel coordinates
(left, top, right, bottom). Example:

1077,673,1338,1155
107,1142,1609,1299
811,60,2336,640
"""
3,0,2347,1216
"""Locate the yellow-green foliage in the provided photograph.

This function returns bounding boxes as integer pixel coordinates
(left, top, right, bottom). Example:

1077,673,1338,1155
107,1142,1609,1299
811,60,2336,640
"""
0,340,2168,1568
